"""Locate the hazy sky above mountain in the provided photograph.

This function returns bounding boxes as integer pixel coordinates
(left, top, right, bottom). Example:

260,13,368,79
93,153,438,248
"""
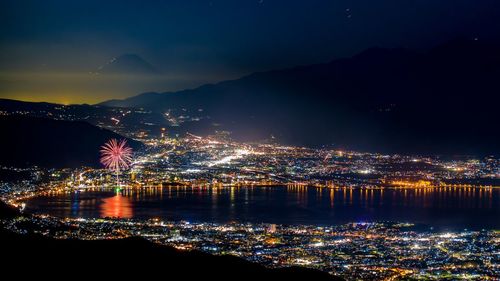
1,0,500,104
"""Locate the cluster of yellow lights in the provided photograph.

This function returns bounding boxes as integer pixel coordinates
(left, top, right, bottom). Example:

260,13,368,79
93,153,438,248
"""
391,180,433,188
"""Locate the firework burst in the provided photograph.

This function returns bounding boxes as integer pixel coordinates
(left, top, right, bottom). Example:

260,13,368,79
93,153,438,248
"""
100,139,133,186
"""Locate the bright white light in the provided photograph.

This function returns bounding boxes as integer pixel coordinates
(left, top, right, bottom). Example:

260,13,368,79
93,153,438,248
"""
358,169,372,174
183,169,203,173
310,241,324,247
207,148,252,167
439,233,456,239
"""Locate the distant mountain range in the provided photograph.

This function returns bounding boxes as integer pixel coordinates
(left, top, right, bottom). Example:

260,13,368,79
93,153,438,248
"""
0,116,143,168
94,53,160,75
100,39,500,156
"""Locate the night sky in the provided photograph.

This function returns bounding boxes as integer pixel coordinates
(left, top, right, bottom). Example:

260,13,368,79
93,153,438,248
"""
1,0,500,104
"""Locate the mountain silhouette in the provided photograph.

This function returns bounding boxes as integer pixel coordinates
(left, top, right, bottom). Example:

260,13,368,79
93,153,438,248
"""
100,39,500,156
0,116,143,168
95,53,160,75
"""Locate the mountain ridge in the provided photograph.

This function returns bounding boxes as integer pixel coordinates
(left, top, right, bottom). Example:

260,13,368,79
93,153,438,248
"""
97,46,422,108
0,116,143,168
94,53,160,75
55,40,500,154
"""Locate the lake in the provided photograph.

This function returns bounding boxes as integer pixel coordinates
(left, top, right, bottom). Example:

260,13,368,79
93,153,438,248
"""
24,186,500,230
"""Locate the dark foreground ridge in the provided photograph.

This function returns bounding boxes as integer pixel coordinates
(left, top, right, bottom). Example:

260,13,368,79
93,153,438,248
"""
0,202,340,280
0,115,143,168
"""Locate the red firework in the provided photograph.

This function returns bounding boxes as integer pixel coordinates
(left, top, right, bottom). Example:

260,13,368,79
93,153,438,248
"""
100,139,133,172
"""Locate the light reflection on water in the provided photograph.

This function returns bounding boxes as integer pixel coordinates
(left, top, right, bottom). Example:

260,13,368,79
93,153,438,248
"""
25,186,500,230
100,193,133,219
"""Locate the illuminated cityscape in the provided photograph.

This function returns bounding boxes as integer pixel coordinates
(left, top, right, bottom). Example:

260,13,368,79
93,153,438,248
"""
1,131,499,279
1,215,499,279
1,1,500,280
